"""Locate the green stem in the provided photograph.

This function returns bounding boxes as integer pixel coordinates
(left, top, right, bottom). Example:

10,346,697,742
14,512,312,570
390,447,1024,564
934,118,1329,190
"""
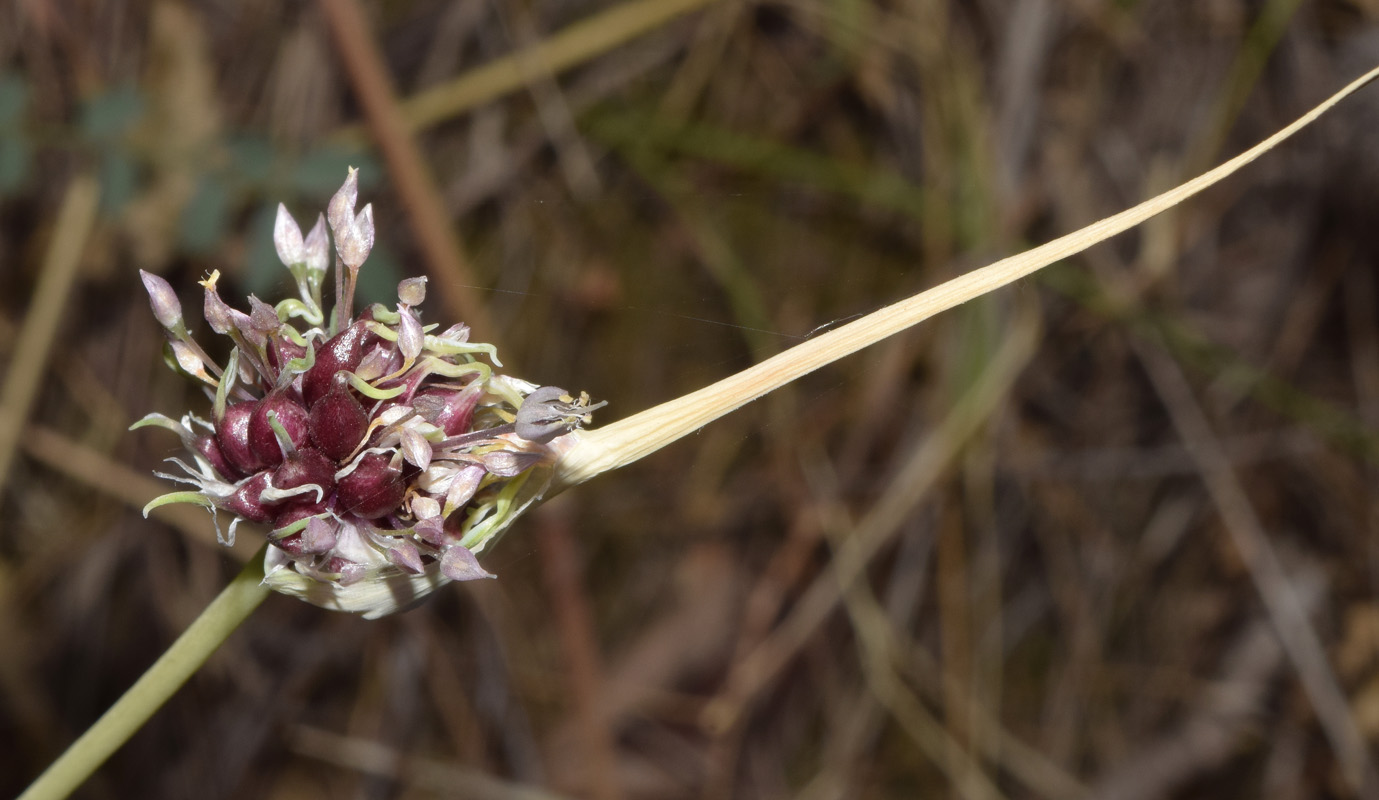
18,546,271,800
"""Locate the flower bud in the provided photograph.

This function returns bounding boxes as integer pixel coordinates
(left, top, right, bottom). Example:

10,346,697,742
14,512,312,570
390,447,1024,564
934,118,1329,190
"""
140,270,183,330
413,516,445,546
442,463,485,514
441,544,495,582
482,450,543,477
397,309,423,361
398,277,427,307
398,428,433,471
168,341,210,381
351,204,376,264
328,168,375,269
327,167,359,234
303,214,330,278
273,203,306,266
410,495,441,521
387,539,425,574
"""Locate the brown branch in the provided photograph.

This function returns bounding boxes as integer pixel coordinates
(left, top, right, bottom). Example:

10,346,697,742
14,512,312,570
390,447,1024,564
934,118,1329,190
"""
0,174,99,501
1134,339,1379,799
535,499,624,800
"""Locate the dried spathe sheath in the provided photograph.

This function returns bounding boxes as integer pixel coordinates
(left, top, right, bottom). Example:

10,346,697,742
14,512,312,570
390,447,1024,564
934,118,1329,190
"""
135,170,604,618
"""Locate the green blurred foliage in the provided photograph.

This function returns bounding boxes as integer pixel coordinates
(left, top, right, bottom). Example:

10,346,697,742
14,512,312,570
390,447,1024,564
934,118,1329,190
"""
1,74,385,290
0,72,29,193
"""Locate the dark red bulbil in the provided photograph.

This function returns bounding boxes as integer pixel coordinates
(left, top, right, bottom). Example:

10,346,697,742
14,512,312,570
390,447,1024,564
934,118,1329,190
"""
303,321,376,407
273,447,337,493
218,401,265,475
223,472,275,523
273,531,309,556
309,373,370,461
271,498,330,533
267,336,306,372
248,390,311,466
336,452,405,519
194,433,241,481
327,556,365,585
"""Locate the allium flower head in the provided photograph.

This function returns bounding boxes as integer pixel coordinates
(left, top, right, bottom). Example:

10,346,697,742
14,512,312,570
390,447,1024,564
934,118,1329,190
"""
135,172,604,618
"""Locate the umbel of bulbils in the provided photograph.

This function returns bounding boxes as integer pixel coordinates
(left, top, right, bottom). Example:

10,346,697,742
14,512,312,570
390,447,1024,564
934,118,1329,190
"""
136,169,603,618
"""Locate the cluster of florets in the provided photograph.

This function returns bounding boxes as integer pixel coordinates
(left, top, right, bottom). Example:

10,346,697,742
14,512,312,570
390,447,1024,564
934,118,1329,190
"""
136,169,602,617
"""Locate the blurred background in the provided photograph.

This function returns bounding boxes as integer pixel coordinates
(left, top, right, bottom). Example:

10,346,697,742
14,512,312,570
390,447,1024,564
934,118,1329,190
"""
6,0,1379,797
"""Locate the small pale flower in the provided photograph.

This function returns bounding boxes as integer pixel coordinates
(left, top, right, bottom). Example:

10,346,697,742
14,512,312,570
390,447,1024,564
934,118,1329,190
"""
273,203,306,267
134,172,605,618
